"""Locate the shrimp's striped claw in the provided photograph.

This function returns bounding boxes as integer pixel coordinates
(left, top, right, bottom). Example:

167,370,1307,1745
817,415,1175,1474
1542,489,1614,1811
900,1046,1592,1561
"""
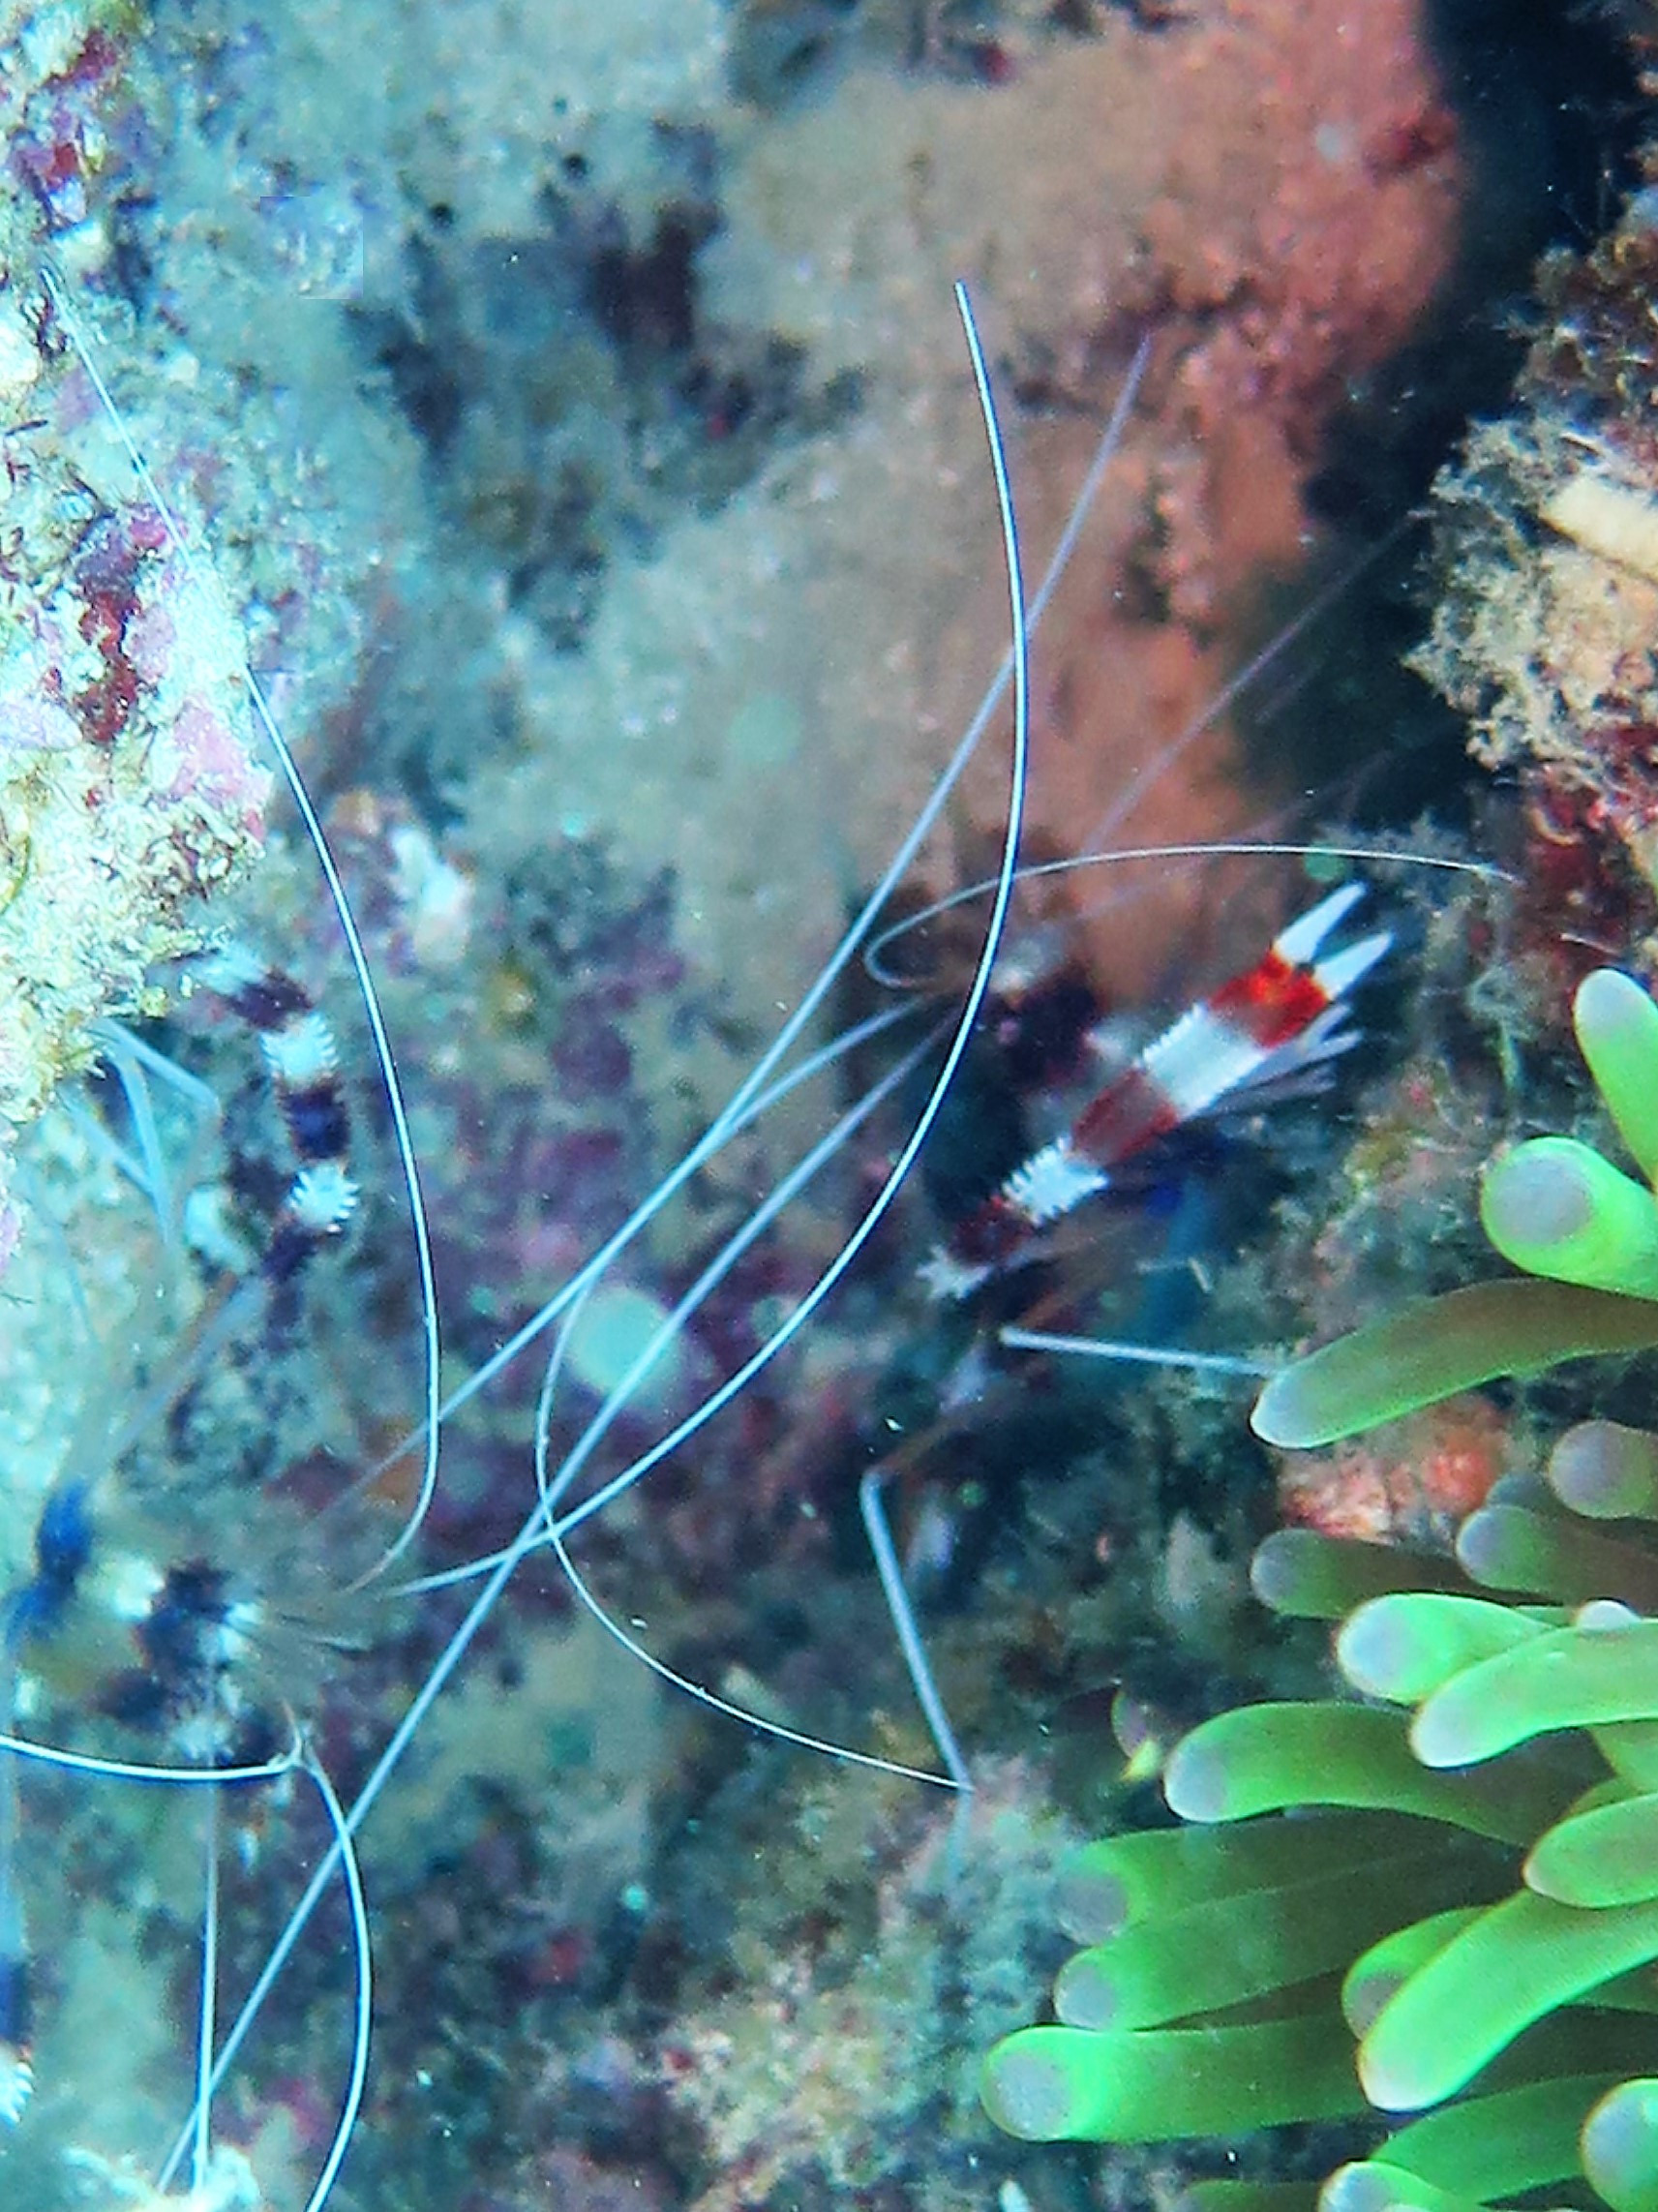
197,945,360,1276
923,884,1391,1298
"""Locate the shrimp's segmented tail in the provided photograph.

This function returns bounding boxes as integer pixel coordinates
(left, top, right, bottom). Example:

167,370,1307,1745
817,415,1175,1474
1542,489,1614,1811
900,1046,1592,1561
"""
920,882,1391,1298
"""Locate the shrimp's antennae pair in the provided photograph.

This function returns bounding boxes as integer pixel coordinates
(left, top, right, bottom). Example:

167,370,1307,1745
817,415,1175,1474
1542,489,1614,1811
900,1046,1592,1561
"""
143,280,1031,2205
369,335,1148,1465
29,241,1494,2212
34,266,420,2206
40,265,443,1588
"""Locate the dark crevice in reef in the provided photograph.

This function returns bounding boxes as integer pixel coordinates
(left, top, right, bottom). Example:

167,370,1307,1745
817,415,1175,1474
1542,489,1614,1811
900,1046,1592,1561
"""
347,131,862,663
1231,0,1650,832
726,0,1139,107
725,0,1074,106
1311,0,1648,537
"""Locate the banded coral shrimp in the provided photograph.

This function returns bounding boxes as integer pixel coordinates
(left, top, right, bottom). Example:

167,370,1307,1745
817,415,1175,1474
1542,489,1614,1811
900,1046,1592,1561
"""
0,258,1046,2210
0,50,1514,2212
0,229,1531,2212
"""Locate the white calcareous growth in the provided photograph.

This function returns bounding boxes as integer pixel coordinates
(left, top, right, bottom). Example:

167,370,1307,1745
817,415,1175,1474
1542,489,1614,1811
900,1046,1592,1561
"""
1541,470,1658,586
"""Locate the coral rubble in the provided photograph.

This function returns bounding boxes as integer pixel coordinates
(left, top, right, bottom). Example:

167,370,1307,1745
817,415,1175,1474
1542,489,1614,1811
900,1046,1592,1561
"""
666,1764,1080,2212
0,3,271,1257
1411,143,1658,986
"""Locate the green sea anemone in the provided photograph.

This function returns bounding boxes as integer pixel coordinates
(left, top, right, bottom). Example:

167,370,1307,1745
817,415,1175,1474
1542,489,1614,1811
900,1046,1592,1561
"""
982,968,1658,2209
1253,969,1658,1451
981,1490,1658,2209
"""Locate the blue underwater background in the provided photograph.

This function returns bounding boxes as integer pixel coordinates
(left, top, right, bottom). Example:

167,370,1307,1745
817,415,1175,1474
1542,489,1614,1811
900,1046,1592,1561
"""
0,1,1653,2207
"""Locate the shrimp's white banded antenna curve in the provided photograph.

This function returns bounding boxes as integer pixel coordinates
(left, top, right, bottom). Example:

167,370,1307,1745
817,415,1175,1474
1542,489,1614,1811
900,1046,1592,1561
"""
168,280,1032,2196
532,279,1029,1795
39,263,443,1581
865,837,1512,989
375,318,1145,1460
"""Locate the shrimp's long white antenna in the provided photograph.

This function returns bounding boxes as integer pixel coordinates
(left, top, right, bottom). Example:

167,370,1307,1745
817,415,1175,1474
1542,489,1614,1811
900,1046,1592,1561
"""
40,265,443,1580
401,318,1137,1450
536,1296,955,1784
556,1550,957,1780
524,278,1030,1790
1030,332,1151,639
0,1729,299,1784
159,1739,373,2206
387,998,986,1605
0,1695,30,2127
865,837,1512,984
190,1783,221,2197
348,994,927,1536
541,279,1027,1553
530,1031,959,1781
538,1023,944,1536
185,283,1032,2167
1082,514,1417,856
296,1746,373,2212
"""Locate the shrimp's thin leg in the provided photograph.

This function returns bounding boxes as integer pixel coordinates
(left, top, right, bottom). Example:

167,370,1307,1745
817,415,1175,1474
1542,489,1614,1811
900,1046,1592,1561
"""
999,1324,1278,1377
859,1466,973,1794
